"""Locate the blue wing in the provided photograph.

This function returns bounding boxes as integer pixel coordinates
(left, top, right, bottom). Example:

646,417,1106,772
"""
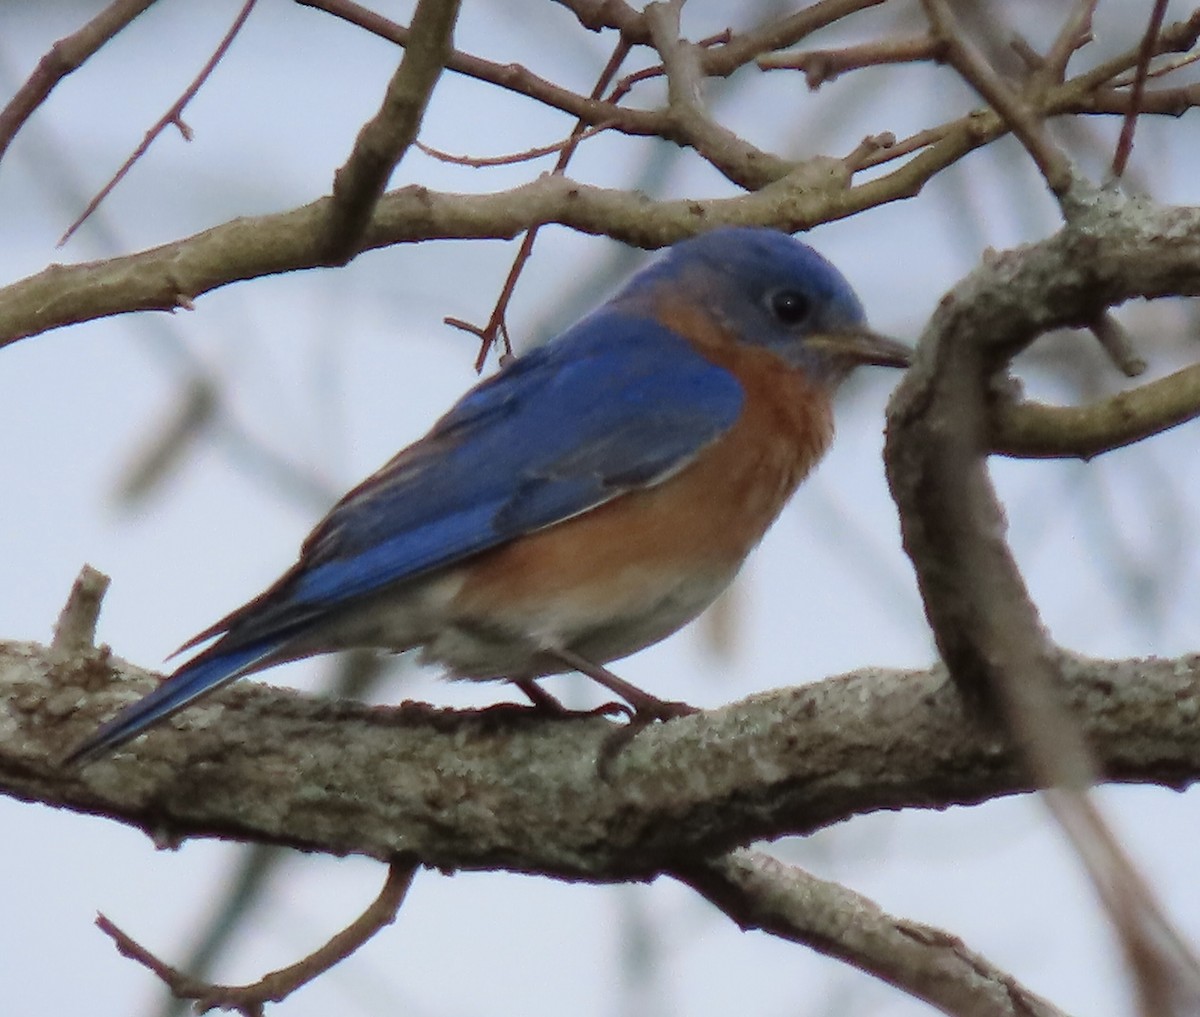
221,309,743,626
67,310,743,764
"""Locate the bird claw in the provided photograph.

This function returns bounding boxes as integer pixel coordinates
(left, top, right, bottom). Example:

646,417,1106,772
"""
632,697,697,723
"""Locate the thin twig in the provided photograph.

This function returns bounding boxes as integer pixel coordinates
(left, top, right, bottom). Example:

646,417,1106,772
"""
97,863,416,1016
449,36,634,370
703,0,889,76
299,0,1200,195
921,0,1073,197
3,10,1199,349
0,0,159,164
1111,0,1170,180
645,3,792,187
58,0,258,247
415,123,613,168
606,28,732,105
1042,0,1098,81
758,34,944,90
1112,48,1200,86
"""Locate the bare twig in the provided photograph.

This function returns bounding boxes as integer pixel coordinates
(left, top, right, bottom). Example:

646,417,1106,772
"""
645,2,793,188
145,655,392,1017
297,0,1200,198
320,0,462,264
604,28,731,105
1111,0,1170,180
1112,49,1200,86
758,34,944,90
990,361,1200,460
1089,313,1147,377
921,0,1074,197
51,566,111,654
58,0,258,246
300,0,886,191
1042,0,1099,81
676,850,1070,1017
702,0,889,77
415,124,612,168
449,36,633,369
0,0,159,164
0,7,1195,353
852,16,1200,175
97,863,416,1016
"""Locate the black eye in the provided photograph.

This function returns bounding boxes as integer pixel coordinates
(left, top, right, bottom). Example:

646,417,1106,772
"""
770,290,811,325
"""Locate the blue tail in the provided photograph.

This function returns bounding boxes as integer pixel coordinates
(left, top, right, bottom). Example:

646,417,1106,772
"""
65,641,282,766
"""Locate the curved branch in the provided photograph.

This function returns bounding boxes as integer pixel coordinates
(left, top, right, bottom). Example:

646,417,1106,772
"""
98,862,415,1014
884,187,1200,1012
991,361,1200,460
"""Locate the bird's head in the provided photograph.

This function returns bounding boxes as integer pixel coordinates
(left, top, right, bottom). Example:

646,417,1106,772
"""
625,227,911,384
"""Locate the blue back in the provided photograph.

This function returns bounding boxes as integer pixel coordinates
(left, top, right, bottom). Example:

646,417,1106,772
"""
240,308,745,634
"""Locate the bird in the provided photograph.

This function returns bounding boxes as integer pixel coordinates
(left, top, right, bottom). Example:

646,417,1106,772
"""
66,226,910,766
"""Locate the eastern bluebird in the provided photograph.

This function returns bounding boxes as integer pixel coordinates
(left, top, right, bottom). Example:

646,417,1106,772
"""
67,226,909,765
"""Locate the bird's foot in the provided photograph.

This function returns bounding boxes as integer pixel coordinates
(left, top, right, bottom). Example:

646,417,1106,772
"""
512,677,634,721
545,647,698,725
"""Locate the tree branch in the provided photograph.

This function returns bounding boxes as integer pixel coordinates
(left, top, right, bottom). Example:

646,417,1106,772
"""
320,0,461,264
676,850,1071,1017
885,184,1200,1014
5,637,1199,874
990,361,1200,460
2,11,1197,351
0,0,160,163
59,0,260,246
97,862,415,1015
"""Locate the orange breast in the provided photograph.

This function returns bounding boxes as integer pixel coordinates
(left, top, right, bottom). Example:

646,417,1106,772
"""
449,301,835,647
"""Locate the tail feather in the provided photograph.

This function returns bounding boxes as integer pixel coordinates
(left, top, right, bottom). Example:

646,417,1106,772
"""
64,640,283,766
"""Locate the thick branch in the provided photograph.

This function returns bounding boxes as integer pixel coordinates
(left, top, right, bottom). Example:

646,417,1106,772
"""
885,186,1200,1011
0,173,871,350
888,190,1200,702
4,639,1199,875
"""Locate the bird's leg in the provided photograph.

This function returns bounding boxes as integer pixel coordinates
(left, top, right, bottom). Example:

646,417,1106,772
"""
545,647,697,723
512,676,631,720
513,677,568,713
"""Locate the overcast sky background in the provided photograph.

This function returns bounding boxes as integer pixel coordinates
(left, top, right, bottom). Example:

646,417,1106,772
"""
4,2,1200,1016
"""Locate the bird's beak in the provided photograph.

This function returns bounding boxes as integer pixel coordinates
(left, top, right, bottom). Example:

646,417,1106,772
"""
807,328,912,369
